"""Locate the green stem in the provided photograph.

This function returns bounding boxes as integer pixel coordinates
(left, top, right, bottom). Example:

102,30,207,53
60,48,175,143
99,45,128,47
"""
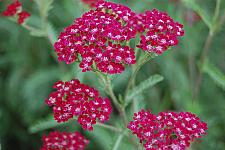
112,132,125,150
194,2,225,98
105,76,121,112
194,31,214,97
214,11,225,33
213,0,221,23
105,76,128,126
95,122,122,133
95,72,140,149
94,71,128,126
124,53,153,102
22,24,40,31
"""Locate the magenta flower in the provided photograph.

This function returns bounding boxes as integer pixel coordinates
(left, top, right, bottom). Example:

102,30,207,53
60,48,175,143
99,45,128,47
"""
45,79,112,130
54,1,185,74
137,9,184,54
41,131,89,150
54,1,137,74
2,0,22,16
128,110,207,150
18,11,30,24
2,0,30,24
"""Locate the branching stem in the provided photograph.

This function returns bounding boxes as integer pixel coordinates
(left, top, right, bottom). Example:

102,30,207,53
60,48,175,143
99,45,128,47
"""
124,53,153,102
112,132,125,150
105,76,128,126
194,0,225,97
95,122,122,133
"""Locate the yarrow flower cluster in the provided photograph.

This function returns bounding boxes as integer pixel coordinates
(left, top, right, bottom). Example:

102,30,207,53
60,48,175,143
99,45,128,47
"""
2,0,21,16
54,1,184,74
81,0,103,8
2,0,30,24
54,1,140,74
137,9,184,54
41,131,89,150
45,79,112,130
128,110,207,150
17,11,31,24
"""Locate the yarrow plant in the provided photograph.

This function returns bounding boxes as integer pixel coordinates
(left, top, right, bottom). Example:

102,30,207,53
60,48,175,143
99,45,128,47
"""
45,79,112,130
2,0,30,24
41,131,89,150
24,0,207,150
128,110,208,150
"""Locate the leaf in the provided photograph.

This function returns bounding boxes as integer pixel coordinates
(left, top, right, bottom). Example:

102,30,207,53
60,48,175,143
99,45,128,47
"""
29,115,71,134
46,23,58,44
182,0,212,29
133,95,146,112
90,126,115,150
112,133,125,150
126,74,164,105
35,0,54,20
30,29,47,37
202,59,225,90
22,67,60,115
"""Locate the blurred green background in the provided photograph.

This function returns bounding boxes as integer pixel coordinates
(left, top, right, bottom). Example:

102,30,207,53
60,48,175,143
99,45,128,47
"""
0,0,225,149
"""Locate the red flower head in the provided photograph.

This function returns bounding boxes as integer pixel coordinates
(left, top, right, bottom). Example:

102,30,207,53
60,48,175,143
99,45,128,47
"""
128,110,208,150
137,9,184,54
2,0,30,24
54,1,185,73
41,131,89,150
18,10,30,24
82,0,103,8
2,0,21,16
45,79,112,130
54,1,137,74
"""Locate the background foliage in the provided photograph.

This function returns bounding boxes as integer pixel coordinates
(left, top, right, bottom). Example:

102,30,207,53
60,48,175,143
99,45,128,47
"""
0,0,225,149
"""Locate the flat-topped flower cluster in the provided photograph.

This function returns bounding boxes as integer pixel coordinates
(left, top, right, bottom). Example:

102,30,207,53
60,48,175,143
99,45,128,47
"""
45,79,112,131
41,131,89,150
54,1,184,74
2,0,30,24
128,110,208,150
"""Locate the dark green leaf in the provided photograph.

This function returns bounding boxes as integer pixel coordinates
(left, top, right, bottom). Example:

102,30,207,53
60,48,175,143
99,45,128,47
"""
182,0,212,29
202,59,225,90
29,115,71,134
126,74,164,105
